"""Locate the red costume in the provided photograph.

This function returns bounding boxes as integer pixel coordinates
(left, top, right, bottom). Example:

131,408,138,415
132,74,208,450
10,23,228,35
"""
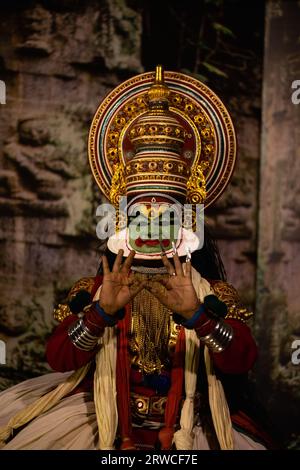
0,66,273,451
46,273,272,450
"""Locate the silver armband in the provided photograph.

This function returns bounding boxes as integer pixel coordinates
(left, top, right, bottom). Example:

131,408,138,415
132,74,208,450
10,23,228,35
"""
68,319,99,351
199,320,233,353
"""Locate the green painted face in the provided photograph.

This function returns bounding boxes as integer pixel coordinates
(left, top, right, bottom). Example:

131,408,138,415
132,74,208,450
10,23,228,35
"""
127,203,181,253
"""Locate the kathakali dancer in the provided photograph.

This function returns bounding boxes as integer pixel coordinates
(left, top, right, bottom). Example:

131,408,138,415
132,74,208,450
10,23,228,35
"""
0,67,273,450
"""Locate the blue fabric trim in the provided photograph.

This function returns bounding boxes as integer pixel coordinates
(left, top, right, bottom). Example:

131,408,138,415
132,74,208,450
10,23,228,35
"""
94,302,119,326
173,304,205,329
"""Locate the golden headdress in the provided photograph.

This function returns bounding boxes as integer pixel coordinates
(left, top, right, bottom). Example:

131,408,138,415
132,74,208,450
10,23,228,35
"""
89,66,236,208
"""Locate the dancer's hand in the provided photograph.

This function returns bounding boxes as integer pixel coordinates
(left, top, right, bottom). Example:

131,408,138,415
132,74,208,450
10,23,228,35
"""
99,249,146,315
145,253,200,319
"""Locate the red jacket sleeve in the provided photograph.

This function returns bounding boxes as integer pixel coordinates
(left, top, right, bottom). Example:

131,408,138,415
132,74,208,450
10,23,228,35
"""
195,316,258,374
46,314,100,372
47,276,109,372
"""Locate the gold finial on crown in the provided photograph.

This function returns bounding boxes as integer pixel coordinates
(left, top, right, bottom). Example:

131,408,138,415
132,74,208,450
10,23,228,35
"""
156,64,163,82
147,65,170,110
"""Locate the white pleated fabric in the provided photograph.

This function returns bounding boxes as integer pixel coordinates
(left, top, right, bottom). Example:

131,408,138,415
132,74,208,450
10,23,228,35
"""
189,265,214,301
3,392,98,450
192,425,266,450
0,372,73,428
0,365,90,447
204,346,234,449
92,284,118,450
175,265,234,450
94,327,118,450
0,374,265,450
173,328,200,449
173,264,209,449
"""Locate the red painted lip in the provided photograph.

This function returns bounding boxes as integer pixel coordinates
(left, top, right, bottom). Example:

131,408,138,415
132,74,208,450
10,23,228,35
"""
135,238,170,247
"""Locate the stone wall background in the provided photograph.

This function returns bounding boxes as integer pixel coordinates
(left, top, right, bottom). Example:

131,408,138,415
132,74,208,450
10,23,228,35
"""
0,0,299,447
0,0,143,388
255,0,300,448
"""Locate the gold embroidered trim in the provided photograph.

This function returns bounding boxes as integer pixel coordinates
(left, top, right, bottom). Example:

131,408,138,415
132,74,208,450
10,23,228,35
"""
212,281,254,323
53,277,95,323
67,277,95,300
53,303,72,323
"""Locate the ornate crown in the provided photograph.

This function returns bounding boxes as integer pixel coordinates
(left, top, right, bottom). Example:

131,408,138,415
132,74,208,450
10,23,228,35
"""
89,66,236,208
125,66,190,203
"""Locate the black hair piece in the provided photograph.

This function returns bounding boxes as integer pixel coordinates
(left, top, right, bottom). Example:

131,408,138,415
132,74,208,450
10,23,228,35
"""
191,225,227,281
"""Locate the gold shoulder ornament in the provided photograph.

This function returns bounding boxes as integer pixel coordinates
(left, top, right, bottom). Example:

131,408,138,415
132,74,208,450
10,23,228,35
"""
212,281,254,323
53,277,95,323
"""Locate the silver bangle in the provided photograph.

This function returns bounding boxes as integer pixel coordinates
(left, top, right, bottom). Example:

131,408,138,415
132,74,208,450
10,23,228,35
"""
199,320,233,353
68,319,99,351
